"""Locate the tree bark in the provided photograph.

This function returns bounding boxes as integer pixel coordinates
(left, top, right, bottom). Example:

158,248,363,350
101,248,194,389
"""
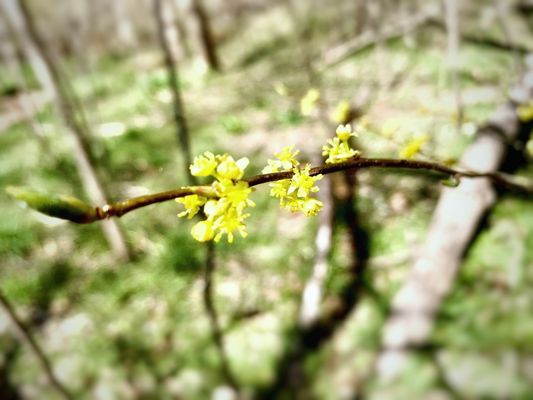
375,54,533,381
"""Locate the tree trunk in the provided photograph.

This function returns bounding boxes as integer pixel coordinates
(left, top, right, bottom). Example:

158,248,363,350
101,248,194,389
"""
375,54,533,381
1,0,130,261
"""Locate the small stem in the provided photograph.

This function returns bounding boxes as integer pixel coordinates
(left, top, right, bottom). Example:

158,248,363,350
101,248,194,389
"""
203,243,239,389
94,186,215,220
0,289,73,400
78,157,530,223
246,157,532,194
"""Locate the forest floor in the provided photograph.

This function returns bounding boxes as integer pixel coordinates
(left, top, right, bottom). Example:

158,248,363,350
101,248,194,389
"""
1,3,533,399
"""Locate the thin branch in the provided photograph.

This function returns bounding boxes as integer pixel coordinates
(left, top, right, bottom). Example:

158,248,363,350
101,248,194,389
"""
0,289,73,400
11,0,130,260
428,17,532,55
444,0,464,130
493,0,523,74
203,242,239,389
191,0,221,72
320,5,439,69
153,0,194,183
55,157,531,223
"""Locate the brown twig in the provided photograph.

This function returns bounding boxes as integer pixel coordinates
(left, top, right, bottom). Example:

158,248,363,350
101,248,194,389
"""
83,157,532,222
0,289,73,400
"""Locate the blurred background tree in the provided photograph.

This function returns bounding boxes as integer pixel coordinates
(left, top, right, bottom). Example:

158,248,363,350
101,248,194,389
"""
0,0,532,399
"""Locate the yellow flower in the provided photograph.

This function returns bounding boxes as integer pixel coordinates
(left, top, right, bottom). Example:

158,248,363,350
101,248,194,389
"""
176,194,207,219
191,220,215,242
179,152,254,243
330,100,351,124
287,165,321,198
190,152,217,177
517,101,533,122
526,133,533,158
322,124,360,164
322,141,357,164
301,198,323,216
203,199,223,219
217,181,255,211
400,134,429,159
213,208,249,243
300,88,320,116
262,145,300,173
216,155,249,180
336,124,357,141
267,160,323,216
269,180,291,200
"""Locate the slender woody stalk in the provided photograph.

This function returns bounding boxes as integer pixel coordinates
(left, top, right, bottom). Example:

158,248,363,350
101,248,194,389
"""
0,290,73,400
87,157,531,222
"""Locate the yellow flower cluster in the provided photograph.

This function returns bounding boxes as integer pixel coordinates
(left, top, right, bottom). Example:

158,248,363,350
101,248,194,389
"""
178,124,364,242
177,152,254,243
399,134,429,159
263,146,323,216
322,124,360,164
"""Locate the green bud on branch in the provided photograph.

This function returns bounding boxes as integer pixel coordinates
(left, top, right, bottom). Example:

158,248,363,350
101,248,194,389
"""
6,186,97,224
440,175,461,188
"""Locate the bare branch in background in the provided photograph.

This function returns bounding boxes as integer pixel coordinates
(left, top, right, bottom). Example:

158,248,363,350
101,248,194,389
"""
1,0,131,261
203,243,239,391
493,0,523,74
321,5,439,69
444,0,464,130
191,0,221,72
0,9,50,153
0,290,73,400
154,0,194,184
428,18,532,55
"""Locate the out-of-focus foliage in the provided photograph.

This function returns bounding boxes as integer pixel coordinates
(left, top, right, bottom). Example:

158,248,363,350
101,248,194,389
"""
0,0,532,399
